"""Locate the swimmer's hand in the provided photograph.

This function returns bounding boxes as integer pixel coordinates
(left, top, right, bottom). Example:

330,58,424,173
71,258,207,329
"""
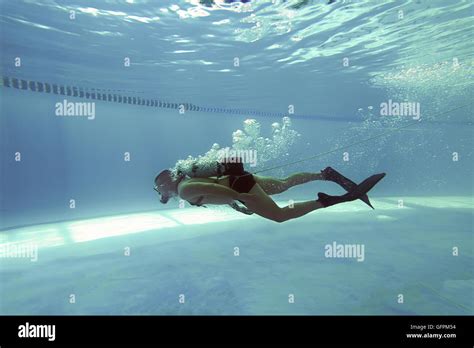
229,202,254,215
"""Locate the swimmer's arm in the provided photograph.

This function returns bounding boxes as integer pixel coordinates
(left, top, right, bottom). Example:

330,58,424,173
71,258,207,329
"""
179,182,240,205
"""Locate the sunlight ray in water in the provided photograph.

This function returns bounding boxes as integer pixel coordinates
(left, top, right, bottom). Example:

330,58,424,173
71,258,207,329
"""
1,196,471,249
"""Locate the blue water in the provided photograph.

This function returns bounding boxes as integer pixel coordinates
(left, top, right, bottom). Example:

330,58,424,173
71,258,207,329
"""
0,0,472,315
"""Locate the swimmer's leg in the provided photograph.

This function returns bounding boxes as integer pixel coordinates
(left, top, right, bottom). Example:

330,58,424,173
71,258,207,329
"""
254,172,324,195
239,183,324,223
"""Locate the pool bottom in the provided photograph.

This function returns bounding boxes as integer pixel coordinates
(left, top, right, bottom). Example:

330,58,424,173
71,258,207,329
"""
0,196,472,315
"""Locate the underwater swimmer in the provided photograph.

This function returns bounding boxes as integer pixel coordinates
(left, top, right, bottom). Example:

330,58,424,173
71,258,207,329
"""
154,161,385,223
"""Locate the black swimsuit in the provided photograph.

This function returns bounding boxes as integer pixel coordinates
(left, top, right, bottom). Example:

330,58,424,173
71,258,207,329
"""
229,171,256,193
224,162,256,206
187,161,256,207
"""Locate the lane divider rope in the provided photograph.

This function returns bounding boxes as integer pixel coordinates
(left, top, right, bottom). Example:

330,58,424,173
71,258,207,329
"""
1,75,285,118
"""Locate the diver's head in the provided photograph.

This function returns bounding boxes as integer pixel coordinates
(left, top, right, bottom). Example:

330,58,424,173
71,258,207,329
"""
154,169,178,204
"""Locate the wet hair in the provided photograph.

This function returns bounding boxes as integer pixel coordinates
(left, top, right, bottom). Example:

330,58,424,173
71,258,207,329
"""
155,169,171,186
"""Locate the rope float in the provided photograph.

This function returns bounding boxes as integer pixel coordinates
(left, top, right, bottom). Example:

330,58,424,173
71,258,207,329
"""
0,75,284,118
1,75,471,175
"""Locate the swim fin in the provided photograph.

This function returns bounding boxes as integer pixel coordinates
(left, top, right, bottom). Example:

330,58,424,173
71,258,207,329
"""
322,167,374,209
317,173,386,208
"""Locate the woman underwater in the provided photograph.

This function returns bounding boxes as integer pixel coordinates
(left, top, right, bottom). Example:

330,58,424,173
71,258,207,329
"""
154,159,385,223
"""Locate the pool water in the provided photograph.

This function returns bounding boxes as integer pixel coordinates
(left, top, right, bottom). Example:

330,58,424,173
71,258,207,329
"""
0,0,473,315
